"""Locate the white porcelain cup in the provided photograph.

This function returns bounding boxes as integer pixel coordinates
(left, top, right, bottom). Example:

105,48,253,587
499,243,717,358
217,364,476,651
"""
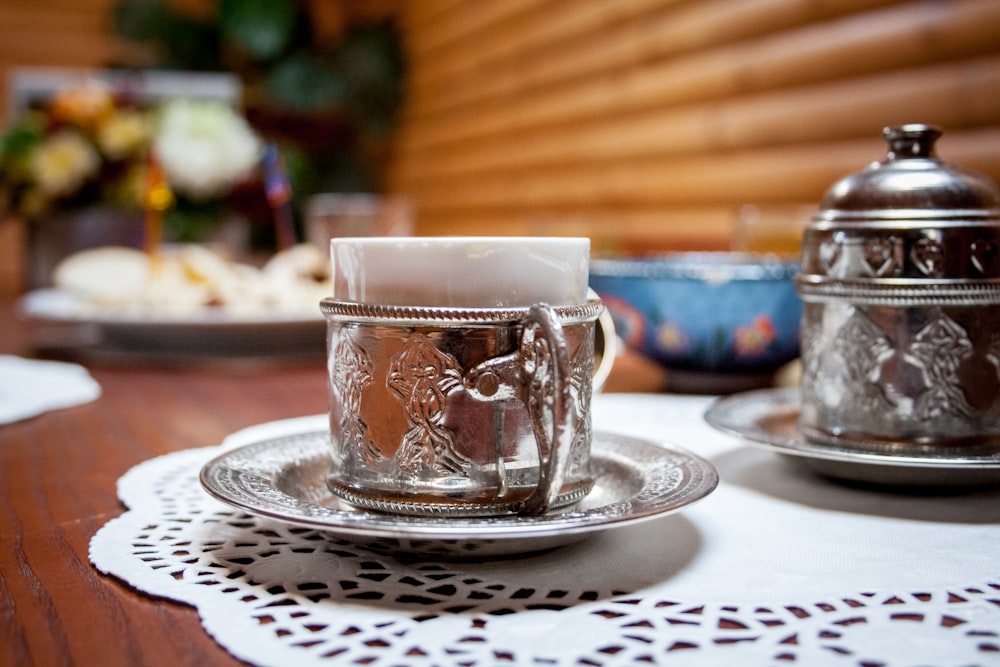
321,237,611,517
330,236,590,307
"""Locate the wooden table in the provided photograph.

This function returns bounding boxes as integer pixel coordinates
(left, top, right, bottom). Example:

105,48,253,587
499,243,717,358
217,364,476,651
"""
0,296,671,666
1,298,330,667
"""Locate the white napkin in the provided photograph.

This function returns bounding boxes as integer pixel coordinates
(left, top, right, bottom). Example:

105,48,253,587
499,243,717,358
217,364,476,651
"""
0,355,101,424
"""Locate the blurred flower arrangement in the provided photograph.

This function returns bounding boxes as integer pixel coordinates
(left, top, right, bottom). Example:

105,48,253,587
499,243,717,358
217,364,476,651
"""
111,0,405,226
1,0,404,254
0,79,262,241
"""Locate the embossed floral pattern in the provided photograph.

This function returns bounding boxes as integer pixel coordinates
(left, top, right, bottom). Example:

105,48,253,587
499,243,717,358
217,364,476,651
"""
805,229,1000,281
329,332,378,464
800,303,1000,441
569,329,595,463
387,334,468,474
909,311,975,421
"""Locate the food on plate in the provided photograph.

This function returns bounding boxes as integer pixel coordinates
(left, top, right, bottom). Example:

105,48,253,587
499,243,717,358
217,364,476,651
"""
52,244,331,317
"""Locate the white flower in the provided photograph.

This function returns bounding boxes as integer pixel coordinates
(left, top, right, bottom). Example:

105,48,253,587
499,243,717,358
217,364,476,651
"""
153,99,261,200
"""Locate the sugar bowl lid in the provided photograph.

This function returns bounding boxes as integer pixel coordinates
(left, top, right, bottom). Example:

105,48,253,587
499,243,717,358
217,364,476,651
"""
799,124,1000,297
815,124,1000,223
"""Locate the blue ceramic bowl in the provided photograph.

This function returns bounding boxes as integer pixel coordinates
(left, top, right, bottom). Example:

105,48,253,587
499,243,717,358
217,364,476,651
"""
590,253,802,379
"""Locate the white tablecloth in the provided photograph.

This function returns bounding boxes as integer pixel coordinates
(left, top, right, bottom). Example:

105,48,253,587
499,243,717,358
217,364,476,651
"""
90,393,1000,666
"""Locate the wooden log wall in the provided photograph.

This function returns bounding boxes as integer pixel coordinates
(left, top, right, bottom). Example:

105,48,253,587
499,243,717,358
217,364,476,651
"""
389,0,1000,255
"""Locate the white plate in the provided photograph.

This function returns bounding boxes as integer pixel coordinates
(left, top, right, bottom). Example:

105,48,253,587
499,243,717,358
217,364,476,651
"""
705,388,1000,488
199,430,719,559
20,288,326,359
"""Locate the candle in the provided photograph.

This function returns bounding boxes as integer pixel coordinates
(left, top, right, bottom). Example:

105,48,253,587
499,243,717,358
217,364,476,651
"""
143,150,173,270
262,143,296,251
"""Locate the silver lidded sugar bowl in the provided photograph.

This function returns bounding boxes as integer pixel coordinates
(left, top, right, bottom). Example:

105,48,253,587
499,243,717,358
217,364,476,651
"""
796,124,1000,453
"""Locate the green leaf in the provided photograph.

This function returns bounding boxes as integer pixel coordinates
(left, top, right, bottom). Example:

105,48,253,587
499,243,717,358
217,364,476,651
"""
112,0,175,42
113,0,220,71
164,197,225,243
0,125,43,161
314,153,371,194
219,0,297,61
337,21,405,135
265,55,344,111
162,17,222,71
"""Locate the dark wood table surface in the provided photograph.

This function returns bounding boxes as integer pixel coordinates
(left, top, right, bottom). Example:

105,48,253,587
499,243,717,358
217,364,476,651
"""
1,297,331,667
0,296,668,666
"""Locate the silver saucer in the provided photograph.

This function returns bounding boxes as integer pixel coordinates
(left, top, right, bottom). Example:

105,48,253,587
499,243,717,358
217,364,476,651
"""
199,431,718,558
704,388,1000,488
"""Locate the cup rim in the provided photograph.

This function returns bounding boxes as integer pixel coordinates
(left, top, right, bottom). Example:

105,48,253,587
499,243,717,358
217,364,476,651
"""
330,235,589,245
320,297,604,325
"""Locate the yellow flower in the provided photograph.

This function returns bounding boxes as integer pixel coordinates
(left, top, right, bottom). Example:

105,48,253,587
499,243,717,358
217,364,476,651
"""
97,109,151,160
28,130,100,197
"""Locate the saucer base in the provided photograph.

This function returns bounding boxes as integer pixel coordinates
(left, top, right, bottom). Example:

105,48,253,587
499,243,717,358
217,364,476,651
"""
705,388,1000,489
200,430,719,559
326,477,593,518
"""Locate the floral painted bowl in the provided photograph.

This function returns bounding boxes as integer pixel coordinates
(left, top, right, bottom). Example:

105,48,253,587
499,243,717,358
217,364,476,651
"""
590,253,802,392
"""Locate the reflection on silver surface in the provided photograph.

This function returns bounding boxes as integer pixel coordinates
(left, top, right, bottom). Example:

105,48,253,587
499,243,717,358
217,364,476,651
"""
199,430,718,559
705,388,1000,488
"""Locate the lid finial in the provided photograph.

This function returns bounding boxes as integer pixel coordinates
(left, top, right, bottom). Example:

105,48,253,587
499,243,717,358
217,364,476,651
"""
883,124,942,160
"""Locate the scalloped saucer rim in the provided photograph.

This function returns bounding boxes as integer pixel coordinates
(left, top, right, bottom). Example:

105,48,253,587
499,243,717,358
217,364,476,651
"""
704,388,1000,487
199,430,719,555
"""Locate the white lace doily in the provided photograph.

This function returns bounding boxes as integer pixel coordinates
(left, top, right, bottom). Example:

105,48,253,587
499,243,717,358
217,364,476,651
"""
90,395,1000,666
